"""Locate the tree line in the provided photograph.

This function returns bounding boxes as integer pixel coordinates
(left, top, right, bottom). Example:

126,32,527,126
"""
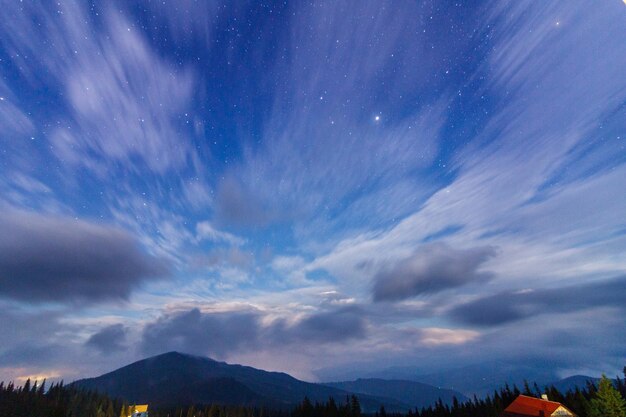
0,379,120,417
1,369,624,417
290,371,626,417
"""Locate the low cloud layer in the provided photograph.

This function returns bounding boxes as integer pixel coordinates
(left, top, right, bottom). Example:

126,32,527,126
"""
372,244,496,302
270,307,367,344
0,210,169,303
141,306,368,359
141,308,261,357
449,276,626,327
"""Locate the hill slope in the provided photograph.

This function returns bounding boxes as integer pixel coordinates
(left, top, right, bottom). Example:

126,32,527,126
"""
324,379,468,409
325,362,560,397
72,352,408,411
548,375,603,393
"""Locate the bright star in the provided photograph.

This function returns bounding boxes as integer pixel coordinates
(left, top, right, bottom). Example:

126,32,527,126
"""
374,115,380,122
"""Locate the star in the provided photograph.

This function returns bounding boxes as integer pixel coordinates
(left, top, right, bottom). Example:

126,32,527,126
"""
374,115,380,122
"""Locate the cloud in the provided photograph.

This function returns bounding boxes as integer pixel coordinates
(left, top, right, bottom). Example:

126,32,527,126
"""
138,0,220,45
196,221,245,246
372,243,496,302
211,0,451,234
0,209,169,303
140,306,367,359
0,305,81,370
85,324,128,354
0,80,35,138
1,2,198,175
57,9,196,175
0,306,68,355
214,176,277,228
449,276,626,327
192,247,255,271
0,344,64,368
0,0,625,384
306,0,626,296
413,328,480,347
270,307,367,344
141,308,261,358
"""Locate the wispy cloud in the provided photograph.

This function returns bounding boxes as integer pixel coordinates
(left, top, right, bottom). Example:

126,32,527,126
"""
196,221,246,246
2,2,199,174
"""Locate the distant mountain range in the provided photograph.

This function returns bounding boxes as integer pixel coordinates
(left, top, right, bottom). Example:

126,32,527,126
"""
546,375,601,393
324,379,468,410
412,363,560,397
316,362,609,398
72,352,461,411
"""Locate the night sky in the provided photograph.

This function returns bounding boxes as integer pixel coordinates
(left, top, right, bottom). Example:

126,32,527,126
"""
1,1,625,384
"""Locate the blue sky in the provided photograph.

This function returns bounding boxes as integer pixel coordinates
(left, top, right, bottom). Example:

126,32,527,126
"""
0,1,625,384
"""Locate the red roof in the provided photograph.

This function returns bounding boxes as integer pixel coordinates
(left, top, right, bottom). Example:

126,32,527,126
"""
502,395,575,417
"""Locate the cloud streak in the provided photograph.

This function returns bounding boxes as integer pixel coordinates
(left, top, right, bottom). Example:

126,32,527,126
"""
449,276,626,327
196,221,245,246
1,2,199,175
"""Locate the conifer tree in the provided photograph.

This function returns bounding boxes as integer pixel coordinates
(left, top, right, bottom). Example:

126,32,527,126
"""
350,395,361,417
120,402,129,417
588,375,626,417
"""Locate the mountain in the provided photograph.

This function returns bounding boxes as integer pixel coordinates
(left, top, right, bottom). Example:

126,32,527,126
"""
324,379,468,409
71,352,408,411
547,375,600,393
414,363,560,397
318,361,560,397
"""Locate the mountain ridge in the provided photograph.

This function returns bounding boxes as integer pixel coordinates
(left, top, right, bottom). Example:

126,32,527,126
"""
324,378,468,409
71,352,413,411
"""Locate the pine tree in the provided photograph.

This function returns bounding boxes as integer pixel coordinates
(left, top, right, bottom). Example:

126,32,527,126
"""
588,375,626,417
23,378,31,394
350,395,361,417
106,400,116,417
208,404,220,417
120,403,129,417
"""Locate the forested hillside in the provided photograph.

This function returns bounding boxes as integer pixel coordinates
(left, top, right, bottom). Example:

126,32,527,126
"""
1,370,624,417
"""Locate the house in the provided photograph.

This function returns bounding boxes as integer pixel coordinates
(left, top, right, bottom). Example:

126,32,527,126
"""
130,404,149,417
501,395,576,417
